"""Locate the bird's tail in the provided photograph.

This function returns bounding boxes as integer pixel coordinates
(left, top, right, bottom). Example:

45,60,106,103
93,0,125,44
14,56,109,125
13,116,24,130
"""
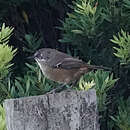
84,64,111,71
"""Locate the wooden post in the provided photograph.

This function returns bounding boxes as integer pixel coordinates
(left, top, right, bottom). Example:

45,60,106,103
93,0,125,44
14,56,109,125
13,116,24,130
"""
4,89,99,130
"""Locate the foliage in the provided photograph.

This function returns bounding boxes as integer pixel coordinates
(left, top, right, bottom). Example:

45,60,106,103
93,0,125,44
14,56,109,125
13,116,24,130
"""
0,23,17,79
111,29,130,65
0,63,57,101
78,70,118,129
0,23,17,104
0,0,129,130
59,0,117,66
10,63,57,97
0,23,14,44
79,78,95,91
59,1,130,128
59,0,130,65
0,44,17,79
0,105,6,130
59,0,101,40
79,70,118,111
111,97,130,130
122,0,130,29
23,33,43,54
0,23,56,104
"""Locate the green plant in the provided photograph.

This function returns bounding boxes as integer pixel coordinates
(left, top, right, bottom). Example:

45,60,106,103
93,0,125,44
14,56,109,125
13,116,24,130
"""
0,23,14,44
23,33,43,54
25,63,58,94
0,44,17,79
59,0,117,66
0,23,17,104
79,70,118,111
59,0,101,41
0,105,6,130
5,63,58,98
122,0,130,29
14,63,57,97
0,62,58,104
111,29,130,65
78,70,118,129
111,97,130,130
0,1,129,130
79,78,95,90
0,23,17,79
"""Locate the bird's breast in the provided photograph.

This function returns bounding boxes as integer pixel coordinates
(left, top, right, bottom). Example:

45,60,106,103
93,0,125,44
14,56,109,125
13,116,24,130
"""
41,65,82,84
37,62,89,84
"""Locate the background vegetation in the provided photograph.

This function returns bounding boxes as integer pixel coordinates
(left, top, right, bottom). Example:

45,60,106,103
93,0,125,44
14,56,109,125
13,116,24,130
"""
0,0,130,130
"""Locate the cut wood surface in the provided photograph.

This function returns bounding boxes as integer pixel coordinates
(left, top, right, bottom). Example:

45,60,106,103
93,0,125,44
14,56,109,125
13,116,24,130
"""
4,89,99,130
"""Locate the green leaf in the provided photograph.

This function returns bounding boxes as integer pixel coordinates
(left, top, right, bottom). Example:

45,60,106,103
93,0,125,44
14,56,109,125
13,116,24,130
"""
0,105,6,130
25,77,30,95
111,29,130,64
0,23,17,79
15,80,25,96
71,29,83,34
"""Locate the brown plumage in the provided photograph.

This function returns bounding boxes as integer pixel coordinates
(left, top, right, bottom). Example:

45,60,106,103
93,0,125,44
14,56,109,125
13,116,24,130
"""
33,48,110,84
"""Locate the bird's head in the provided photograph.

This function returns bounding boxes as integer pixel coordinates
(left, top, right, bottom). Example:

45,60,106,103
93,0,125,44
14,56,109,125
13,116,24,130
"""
33,48,56,64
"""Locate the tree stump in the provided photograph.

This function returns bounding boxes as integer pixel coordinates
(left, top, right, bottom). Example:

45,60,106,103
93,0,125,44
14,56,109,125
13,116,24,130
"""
4,89,99,130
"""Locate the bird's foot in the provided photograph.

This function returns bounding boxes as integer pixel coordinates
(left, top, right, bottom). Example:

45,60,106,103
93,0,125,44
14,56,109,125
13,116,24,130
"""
46,83,67,94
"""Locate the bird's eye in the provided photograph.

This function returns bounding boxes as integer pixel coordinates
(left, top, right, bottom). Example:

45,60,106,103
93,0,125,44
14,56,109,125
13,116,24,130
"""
35,53,42,59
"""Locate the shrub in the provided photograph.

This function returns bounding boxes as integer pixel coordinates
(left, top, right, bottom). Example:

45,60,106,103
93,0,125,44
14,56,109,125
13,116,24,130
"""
0,105,6,130
111,29,130,65
111,97,130,130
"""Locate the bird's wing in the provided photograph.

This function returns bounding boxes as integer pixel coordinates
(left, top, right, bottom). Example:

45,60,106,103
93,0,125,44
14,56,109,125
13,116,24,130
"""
52,57,85,69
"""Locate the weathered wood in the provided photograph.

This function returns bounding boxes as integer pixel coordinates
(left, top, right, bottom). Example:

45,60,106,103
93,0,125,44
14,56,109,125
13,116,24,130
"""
4,89,99,130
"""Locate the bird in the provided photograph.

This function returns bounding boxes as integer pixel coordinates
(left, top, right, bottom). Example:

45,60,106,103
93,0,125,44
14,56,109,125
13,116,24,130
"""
30,48,110,86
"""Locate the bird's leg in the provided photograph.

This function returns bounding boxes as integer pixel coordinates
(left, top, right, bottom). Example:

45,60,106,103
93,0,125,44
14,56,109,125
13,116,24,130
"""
46,80,78,95
46,83,67,94
62,80,78,92
69,80,78,89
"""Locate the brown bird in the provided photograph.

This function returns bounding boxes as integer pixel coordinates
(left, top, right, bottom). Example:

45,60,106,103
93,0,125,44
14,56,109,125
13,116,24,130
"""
32,48,110,85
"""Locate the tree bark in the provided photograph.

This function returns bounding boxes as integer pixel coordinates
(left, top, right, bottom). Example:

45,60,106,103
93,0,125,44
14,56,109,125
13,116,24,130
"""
4,89,99,130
